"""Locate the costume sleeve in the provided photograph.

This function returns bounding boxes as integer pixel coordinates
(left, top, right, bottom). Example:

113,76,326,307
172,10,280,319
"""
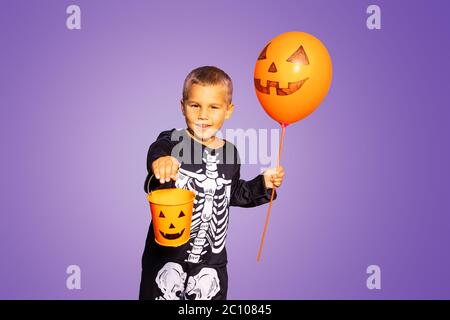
229,163,277,208
144,129,176,193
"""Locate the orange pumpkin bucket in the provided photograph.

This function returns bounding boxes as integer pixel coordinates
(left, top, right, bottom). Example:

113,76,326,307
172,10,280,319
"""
147,176,196,247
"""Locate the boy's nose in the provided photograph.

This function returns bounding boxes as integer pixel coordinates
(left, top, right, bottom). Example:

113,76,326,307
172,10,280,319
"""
199,108,209,119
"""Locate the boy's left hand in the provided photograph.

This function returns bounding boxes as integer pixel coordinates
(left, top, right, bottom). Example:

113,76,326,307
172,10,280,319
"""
263,166,285,189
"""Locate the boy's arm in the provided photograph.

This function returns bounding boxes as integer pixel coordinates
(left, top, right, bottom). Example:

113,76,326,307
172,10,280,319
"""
230,164,277,208
144,129,176,193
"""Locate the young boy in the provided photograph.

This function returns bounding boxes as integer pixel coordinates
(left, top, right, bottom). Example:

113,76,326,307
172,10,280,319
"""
139,66,285,300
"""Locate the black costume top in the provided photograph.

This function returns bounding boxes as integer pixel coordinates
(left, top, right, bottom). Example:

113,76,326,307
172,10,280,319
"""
143,128,277,266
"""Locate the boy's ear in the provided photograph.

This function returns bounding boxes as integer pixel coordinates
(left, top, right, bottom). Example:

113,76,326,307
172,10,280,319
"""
225,103,234,120
180,100,185,116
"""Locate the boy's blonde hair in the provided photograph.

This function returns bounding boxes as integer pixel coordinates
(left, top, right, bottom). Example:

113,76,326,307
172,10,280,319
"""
182,66,233,104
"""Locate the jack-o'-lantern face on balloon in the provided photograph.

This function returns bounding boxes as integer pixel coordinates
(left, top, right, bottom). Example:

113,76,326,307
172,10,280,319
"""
254,31,332,125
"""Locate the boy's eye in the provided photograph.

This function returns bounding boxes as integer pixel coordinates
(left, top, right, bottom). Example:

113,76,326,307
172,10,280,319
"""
211,106,219,109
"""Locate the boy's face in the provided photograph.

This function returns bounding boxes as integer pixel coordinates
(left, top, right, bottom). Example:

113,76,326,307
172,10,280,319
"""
181,84,234,142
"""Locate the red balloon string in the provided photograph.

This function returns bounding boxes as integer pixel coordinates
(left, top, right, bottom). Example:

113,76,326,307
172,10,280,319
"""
257,122,287,262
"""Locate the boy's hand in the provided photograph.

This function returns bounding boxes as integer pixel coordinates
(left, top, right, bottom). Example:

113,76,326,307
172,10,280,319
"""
152,156,180,184
263,166,285,189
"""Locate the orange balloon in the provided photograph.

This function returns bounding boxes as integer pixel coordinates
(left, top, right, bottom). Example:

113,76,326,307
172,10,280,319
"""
254,31,332,125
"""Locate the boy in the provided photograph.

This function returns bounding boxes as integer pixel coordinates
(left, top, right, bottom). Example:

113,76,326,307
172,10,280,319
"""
139,66,285,300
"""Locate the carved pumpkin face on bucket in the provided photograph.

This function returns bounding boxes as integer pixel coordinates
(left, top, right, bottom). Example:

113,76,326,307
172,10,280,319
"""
148,188,195,247
156,208,188,240
254,31,332,125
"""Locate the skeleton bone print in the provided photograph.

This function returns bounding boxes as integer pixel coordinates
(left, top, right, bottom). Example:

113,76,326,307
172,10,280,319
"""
155,262,221,300
155,262,186,300
140,129,276,300
175,149,232,264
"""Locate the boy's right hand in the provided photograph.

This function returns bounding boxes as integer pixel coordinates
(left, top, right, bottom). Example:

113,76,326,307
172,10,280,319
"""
152,156,180,184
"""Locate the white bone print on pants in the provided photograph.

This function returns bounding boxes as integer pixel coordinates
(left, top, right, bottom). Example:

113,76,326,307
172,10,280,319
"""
155,262,187,300
186,267,220,300
175,150,231,263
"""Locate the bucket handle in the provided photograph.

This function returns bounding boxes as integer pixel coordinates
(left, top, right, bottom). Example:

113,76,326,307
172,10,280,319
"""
146,173,172,195
146,174,154,195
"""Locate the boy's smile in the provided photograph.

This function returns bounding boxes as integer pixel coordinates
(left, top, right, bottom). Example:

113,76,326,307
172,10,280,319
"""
181,84,234,144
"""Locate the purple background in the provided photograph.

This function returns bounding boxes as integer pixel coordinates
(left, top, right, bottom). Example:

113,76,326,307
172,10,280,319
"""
1,0,449,299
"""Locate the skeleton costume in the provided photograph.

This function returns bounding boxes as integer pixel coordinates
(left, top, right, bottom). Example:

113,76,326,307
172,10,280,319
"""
139,129,277,300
